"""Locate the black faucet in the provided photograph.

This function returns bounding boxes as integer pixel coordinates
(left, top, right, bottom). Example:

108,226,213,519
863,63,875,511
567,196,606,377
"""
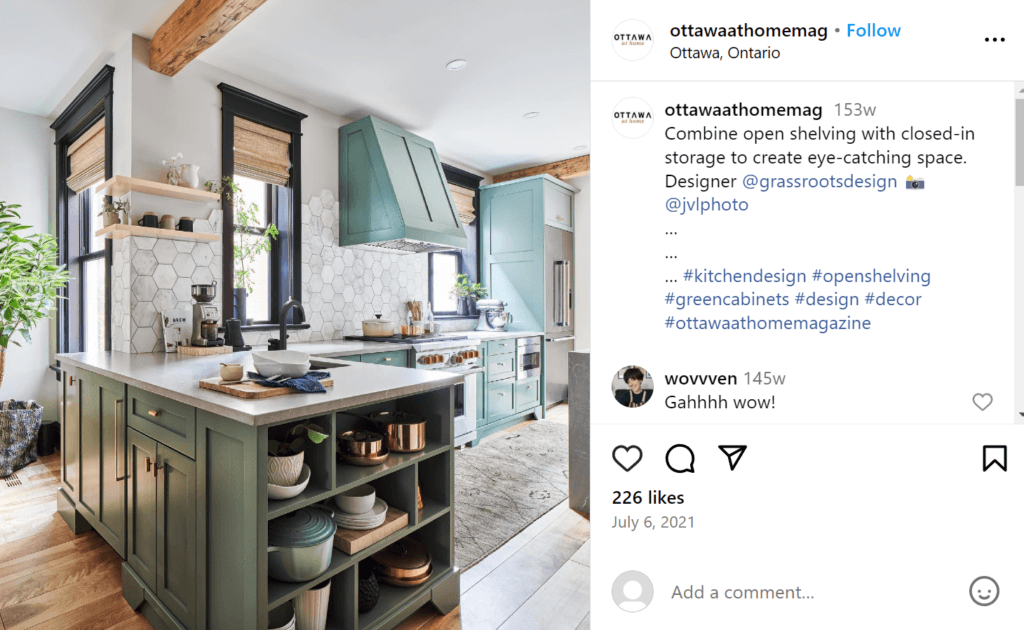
268,298,305,351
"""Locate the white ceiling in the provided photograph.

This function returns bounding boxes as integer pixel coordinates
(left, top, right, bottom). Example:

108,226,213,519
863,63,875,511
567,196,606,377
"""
190,0,591,174
0,0,181,117
1,0,589,175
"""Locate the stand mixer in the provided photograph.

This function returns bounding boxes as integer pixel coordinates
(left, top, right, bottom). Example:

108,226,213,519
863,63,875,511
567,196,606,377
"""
190,281,224,346
475,299,513,331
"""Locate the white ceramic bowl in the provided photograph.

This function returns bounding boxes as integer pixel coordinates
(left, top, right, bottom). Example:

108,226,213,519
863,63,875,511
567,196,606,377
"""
335,484,376,515
252,350,310,378
268,464,311,501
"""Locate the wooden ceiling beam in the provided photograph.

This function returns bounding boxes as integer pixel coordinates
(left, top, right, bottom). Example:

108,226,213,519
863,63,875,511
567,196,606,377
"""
492,155,590,184
150,0,269,77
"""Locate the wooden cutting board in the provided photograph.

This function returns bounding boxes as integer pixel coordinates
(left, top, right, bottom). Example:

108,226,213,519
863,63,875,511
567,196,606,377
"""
198,375,334,399
178,344,234,356
333,507,408,555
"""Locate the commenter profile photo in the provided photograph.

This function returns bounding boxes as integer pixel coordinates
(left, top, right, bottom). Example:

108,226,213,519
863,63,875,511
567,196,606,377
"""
613,366,653,408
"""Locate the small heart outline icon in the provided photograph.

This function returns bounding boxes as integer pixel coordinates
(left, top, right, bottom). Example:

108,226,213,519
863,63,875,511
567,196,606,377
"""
613,445,643,472
973,393,993,411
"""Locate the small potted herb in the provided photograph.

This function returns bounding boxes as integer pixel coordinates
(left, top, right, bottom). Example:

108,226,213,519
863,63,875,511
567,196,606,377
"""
450,273,487,316
268,421,328,486
101,198,130,226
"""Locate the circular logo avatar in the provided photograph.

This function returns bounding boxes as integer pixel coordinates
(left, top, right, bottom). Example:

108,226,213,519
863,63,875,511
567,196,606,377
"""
612,570,654,613
611,97,654,139
612,19,654,61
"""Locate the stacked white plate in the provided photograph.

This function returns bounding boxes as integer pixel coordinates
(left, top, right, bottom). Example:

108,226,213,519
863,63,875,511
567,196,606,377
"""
333,497,388,531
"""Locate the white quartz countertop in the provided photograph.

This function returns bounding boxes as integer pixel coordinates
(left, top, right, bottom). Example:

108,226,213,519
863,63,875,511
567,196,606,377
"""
56,349,461,427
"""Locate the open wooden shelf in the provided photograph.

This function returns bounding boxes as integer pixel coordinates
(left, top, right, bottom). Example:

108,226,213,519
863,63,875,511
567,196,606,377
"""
95,224,220,242
97,175,221,203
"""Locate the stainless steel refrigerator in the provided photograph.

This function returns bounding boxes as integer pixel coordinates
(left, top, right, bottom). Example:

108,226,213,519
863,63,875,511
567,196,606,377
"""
544,225,574,407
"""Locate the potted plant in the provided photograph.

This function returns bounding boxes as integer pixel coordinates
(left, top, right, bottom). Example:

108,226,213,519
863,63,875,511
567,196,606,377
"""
100,197,130,226
450,273,487,316
209,177,279,324
268,421,328,487
0,202,71,392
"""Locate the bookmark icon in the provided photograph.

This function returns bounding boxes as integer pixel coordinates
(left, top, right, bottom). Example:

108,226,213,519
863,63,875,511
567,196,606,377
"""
718,445,747,471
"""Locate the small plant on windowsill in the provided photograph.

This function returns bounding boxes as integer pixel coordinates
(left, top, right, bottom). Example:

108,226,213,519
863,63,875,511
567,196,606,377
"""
0,201,71,391
450,273,487,316
207,176,279,325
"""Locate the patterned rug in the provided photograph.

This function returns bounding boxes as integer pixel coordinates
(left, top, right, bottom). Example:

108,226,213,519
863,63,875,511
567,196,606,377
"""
454,421,569,569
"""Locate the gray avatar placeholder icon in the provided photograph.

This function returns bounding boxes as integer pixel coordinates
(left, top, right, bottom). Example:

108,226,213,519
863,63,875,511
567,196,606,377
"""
612,570,654,612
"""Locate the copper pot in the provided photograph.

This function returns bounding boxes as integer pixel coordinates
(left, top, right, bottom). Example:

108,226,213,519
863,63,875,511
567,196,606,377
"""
372,539,431,579
369,411,426,453
339,430,385,458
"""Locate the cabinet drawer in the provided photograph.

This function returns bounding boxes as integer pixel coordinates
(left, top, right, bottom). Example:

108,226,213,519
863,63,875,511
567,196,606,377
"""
544,182,573,231
486,339,516,356
487,380,515,420
127,388,196,458
360,350,408,367
487,354,515,382
515,378,540,411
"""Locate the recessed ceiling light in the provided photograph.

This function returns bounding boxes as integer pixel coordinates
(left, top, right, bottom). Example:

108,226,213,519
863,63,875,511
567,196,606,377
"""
523,112,540,119
446,59,467,70
573,145,588,151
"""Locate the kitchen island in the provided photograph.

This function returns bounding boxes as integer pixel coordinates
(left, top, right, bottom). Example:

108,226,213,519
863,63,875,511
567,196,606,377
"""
55,349,462,630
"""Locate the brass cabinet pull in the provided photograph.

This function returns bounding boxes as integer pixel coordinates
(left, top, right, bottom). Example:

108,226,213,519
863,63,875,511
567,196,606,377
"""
154,461,163,478
148,409,161,417
146,457,153,473
114,399,127,482
68,375,75,386
384,357,391,362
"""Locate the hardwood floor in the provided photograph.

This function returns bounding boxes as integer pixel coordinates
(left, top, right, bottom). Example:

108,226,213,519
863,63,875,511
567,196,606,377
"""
0,455,151,630
0,404,588,630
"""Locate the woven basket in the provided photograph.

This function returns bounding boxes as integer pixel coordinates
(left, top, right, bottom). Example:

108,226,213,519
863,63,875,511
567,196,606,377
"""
0,399,43,478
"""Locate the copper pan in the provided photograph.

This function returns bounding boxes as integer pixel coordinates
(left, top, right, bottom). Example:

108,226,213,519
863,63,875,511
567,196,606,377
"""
368,411,426,453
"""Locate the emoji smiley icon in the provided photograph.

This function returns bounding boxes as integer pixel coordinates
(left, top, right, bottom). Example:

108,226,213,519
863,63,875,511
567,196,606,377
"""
969,576,999,606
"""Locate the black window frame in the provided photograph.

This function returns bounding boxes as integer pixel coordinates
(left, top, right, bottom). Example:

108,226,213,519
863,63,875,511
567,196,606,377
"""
51,65,115,354
430,164,484,318
427,250,465,315
219,84,307,330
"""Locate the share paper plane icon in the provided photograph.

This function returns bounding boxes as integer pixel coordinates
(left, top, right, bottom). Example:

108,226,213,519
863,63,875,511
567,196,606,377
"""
718,445,747,471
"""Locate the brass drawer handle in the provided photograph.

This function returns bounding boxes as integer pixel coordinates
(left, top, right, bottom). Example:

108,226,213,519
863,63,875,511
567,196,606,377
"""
148,409,161,417
68,375,75,386
154,461,163,478
384,357,391,362
146,457,153,473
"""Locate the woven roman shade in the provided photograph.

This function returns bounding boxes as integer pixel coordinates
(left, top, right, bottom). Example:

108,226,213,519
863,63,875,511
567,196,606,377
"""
234,117,291,186
66,118,105,193
449,184,476,225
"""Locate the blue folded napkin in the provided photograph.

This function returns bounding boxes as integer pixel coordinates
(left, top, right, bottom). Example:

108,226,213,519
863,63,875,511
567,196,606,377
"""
247,371,331,393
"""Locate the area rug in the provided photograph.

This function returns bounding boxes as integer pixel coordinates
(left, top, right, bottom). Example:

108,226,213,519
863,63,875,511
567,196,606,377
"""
454,421,568,569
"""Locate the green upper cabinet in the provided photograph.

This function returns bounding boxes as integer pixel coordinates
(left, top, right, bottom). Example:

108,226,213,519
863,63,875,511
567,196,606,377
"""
479,175,578,332
339,116,467,250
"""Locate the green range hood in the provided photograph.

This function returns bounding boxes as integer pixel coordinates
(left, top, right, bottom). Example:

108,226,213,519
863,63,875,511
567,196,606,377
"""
339,116,467,254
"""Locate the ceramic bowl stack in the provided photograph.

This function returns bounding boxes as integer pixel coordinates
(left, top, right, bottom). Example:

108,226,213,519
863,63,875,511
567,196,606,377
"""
334,485,388,531
252,350,311,378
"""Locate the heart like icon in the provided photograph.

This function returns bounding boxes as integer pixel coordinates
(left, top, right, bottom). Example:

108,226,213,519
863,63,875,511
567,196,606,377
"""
612,445,643,472
973,393,993,411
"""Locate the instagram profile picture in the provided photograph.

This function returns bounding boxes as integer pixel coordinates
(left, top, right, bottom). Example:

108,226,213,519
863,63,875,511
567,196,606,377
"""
611,97,653,139
611,19,654,61
613,366,653,408
612,570,654,612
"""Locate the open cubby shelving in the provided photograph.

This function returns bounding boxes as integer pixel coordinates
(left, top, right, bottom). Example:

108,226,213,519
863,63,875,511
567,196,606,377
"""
265,389,455,629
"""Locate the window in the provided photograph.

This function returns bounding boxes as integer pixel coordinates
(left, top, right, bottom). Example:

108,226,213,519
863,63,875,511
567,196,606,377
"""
52,66,114,353
429,165,484,317
219,84,306,328
429,251,462,314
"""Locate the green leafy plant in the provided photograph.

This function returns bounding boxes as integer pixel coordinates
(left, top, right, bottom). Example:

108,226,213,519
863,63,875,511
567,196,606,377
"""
269,421,328,457
450,273,487,301
0,201,71,389
101,197,130,224
208,176,279,292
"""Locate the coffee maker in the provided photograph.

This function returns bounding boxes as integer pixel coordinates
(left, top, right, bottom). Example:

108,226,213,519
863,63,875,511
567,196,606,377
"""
475,299,513,331
190,281,224,346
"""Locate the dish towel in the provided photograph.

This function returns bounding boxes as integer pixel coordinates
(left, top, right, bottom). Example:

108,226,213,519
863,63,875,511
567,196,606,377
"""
248,371,331,393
